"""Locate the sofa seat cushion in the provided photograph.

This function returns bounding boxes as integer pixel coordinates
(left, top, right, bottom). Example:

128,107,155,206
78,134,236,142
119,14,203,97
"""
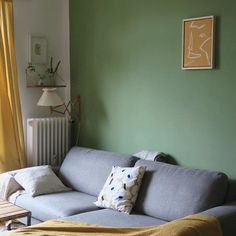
15,191,99,221
134,160,228,221
63,209,167,227
59,147,136,196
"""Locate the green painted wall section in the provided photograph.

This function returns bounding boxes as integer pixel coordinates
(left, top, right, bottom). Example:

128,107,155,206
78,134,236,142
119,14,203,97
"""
70,0,236,178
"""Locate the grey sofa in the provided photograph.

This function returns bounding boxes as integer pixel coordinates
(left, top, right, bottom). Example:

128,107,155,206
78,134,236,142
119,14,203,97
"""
13,147,236,236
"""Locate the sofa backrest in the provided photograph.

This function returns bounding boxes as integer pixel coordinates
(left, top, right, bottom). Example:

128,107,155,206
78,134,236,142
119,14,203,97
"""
226,179,236,203
134,160,228,221
59,147,136,196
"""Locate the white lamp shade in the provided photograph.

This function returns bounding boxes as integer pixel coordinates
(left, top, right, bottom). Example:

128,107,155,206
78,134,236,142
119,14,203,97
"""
37,88,63,106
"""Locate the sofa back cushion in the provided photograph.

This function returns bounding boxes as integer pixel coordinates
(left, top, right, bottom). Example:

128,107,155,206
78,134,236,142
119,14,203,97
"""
59,147,136,197
134,160,228,221
225,179,236,203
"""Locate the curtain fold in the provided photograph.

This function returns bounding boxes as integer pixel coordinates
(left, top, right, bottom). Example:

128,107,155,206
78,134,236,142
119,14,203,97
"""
0,0,26,172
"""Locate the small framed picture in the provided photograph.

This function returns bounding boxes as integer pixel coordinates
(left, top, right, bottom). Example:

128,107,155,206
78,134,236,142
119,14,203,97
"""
29,35,47,64
182,16,215,70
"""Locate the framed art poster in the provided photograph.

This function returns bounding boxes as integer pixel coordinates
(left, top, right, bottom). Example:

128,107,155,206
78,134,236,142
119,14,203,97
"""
29,35,47,64
182,16,215,70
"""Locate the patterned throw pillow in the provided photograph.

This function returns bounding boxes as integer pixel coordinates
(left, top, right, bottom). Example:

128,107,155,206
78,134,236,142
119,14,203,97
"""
94,166,146,214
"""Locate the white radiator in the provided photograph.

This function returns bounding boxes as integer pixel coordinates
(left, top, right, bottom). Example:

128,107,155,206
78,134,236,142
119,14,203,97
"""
27,117,69,167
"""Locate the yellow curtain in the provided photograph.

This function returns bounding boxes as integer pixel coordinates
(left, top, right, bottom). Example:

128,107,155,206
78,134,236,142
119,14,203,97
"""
0,0,26,172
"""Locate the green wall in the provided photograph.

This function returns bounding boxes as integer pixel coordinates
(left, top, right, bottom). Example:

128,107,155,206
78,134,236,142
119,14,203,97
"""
70,0,236,178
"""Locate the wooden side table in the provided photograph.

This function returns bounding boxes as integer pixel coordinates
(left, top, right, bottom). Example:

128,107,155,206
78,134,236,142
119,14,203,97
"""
0,199,31,230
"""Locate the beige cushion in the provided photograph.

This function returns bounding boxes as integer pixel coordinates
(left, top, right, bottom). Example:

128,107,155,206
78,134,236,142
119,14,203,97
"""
14,166,71,197
94,166,145,214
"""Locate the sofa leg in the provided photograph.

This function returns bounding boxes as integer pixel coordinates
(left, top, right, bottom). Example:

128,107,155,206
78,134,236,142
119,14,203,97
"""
27,213,31,226
6,220,12,230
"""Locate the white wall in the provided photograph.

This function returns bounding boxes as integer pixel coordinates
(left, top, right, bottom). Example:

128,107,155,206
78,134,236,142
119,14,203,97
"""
13,0,70,137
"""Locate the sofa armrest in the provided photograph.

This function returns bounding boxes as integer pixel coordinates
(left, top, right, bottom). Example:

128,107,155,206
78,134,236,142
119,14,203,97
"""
200,201,236,236
0,172,22,200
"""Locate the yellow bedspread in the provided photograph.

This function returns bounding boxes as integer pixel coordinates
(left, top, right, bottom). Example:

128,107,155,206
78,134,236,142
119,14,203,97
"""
5,214,222,236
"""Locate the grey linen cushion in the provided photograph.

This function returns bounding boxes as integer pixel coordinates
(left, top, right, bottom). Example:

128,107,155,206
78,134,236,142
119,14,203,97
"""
63,209,167,227
15,191,99,222
14,166,71,197
59,147,136,197
134,160,228,221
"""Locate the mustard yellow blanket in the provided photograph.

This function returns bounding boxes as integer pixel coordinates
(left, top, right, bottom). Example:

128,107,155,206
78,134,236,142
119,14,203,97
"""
5,215,222,236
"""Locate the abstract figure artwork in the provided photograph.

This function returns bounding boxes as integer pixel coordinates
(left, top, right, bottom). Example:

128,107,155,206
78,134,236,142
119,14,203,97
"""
182,16,215,70
29,35,47,65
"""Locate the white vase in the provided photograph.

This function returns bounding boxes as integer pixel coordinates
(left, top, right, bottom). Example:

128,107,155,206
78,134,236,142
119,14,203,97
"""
38,78,44,86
